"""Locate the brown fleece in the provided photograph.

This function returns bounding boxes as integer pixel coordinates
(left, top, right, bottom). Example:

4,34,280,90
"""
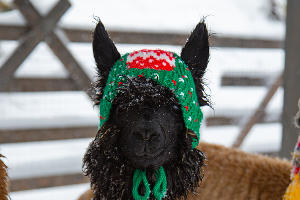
78,142,292,200
189,142,291,200
0,154,8,200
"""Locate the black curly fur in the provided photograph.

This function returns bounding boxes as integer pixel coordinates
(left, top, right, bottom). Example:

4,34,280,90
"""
83,122,205,200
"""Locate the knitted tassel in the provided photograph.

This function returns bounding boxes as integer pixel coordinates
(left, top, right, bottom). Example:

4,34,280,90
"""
153,167,167,200
132,169,151,200
132,167,167,200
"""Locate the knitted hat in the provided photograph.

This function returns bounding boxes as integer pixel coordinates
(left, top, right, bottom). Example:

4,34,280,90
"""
99,49,203,149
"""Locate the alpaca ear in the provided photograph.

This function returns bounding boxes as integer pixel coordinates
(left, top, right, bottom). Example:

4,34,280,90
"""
181,21,210,106
93,20,121,76
181,21,209,79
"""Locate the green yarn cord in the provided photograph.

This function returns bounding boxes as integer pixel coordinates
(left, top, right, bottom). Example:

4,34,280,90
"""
132,167,167,200
132,169,151,200
153,166,167,200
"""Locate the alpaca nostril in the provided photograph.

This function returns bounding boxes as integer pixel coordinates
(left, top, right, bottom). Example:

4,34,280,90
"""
133,130,158,141
135,144,156,157
143,131,150,141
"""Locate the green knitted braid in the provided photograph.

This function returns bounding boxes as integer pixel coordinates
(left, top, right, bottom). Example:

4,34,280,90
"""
153,166,167,199
132,167,167,200
132,169,151,200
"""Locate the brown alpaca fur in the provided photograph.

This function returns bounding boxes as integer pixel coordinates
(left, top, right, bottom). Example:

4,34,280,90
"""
0,154,8,200
78,142,291,200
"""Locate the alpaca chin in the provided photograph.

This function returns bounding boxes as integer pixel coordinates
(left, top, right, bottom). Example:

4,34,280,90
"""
83,123,206,200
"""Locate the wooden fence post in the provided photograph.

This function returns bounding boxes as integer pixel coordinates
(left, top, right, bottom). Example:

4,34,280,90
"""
280,0,300,158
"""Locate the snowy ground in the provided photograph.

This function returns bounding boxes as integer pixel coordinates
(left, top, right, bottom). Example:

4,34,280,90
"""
0,0,286,199
10,183,90,200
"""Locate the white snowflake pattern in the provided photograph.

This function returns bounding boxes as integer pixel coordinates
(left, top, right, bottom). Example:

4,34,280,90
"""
179,78,184,82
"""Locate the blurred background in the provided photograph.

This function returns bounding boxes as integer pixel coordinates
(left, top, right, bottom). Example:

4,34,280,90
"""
0,0,299,199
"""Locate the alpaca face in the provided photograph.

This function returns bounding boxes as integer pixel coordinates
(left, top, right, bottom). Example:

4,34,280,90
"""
112,96,184,168
106,75,186,168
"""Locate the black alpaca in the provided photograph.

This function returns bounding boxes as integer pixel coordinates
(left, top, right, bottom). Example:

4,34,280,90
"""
83,20,210,200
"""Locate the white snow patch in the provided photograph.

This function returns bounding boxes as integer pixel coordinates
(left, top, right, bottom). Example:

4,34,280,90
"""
0,92,98,129
1,138,92,179
10,183,89,200
201,123,282,153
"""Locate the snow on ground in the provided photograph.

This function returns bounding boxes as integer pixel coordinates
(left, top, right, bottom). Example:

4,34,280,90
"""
202,123,282,153
0,138,91,179
208,87,283,116
0,91,97,129
10,183,90,200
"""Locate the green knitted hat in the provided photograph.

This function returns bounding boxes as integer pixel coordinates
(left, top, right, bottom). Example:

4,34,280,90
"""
99,49,203,149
